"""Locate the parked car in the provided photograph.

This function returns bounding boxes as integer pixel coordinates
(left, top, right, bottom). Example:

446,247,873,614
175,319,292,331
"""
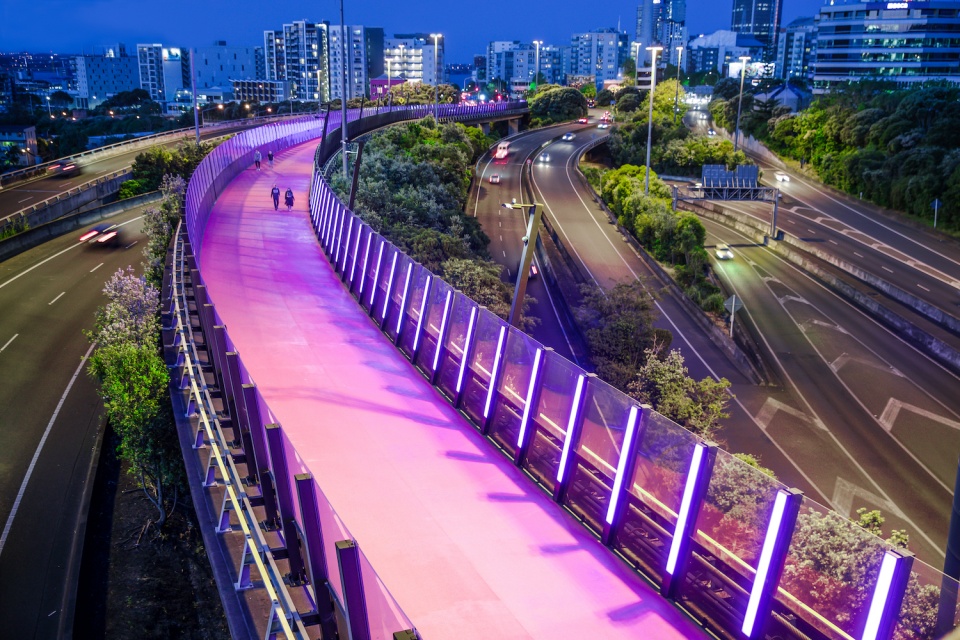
715,243,734,260
489,174,501,184
562,132,575,141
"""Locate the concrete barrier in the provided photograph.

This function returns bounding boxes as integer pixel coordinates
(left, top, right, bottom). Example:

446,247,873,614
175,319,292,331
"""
0,191,161,263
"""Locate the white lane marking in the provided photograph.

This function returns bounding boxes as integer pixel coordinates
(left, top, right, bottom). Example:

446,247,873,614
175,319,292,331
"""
124,241,138,249
882,265,894,274
0,215,142,291
472,154,497,218
0,334,18,353
48,291,66,305
829,239,838,245
502,251,506,257
499,235,503,241
917,283,930,292
0,343,96,558
806,228,816,235
18,196,33,203
879,399,960,433
854,251,864,258
89,262,104,273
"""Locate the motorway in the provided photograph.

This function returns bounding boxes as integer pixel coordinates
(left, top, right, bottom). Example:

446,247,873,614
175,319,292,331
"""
477,118,960,565
0,123,254,220
0,208,147,636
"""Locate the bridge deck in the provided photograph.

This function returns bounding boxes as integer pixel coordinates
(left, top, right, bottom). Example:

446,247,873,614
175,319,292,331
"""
198,140,705,639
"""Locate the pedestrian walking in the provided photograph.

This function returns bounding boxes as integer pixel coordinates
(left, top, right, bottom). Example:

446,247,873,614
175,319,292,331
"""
267,150,274,168
254,149,262,171
271,184,280,210
284,188,295,212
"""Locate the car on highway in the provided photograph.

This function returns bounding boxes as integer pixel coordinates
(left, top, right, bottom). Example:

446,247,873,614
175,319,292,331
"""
489,174,501,184
715,243,734,260
48,161,80,178
707,128,716,136
79,223,121,247
598,123,609,129
538,153,550,163
577,117,589,124
774,171,790,182
529,263,539,279
562,132,576,141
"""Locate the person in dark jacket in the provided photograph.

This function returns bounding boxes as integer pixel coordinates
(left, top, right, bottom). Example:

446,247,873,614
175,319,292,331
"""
271,185,280,210
267,150,274,168
284,188,295,211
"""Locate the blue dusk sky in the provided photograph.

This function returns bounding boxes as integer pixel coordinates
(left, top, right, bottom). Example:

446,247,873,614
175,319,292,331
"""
1,0,825,62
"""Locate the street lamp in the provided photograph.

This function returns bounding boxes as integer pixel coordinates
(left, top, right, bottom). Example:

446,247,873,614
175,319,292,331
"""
431,34,442,119
45,96,51,118
198,103,224,127
500,201,544,328
673,46,684,124
533,40,543,90
644,46,663,196
734,55,751,152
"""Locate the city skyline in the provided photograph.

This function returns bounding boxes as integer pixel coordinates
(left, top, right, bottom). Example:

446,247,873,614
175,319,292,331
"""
2,0,823,64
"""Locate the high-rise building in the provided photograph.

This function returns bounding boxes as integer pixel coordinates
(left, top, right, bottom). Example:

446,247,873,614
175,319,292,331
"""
686,30,765,75
776,17,816,80
730,0,784,62
570,28,629,89
485,41,523,88
327,25,384,100
386,34,445,86
136,44,166,101
74,51,138,109
263,22,329,101
473,55,487,82
812,0,960,89
636,0,687,66
539,45,567,84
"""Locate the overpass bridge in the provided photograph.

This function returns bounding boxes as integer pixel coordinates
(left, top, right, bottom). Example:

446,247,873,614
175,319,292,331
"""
167,104,957,640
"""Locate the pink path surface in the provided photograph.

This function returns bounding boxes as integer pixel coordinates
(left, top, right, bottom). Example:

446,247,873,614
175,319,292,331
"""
199,141,705,639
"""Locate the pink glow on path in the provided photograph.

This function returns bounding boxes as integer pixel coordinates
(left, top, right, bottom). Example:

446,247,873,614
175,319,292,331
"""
199,141,705,640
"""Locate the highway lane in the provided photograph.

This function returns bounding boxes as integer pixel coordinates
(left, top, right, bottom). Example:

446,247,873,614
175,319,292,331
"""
687,109,960,327
481,125,824,507
0,123,253,219
703,217,960,563
0,208,148,636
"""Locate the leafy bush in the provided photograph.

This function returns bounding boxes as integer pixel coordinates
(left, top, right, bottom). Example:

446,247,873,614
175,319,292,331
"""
117,179,146,200
527,87,588,126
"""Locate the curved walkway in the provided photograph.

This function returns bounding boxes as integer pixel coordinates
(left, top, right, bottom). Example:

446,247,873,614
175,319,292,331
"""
198,139,705,639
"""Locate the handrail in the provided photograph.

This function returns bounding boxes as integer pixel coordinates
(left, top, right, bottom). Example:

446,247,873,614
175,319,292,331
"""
170,220,308,639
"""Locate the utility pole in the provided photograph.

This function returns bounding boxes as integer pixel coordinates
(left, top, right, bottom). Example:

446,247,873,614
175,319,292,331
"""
191,49,200,146
501,200,543,328
339,0,349,183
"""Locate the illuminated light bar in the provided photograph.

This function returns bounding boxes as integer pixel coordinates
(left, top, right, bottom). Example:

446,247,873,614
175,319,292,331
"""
368,241,385,309
516,348,544,448
79,230,99,242
556,374,587,484
666,442,707,575
862,551,904,640
396,263,414,335
357,233,373,296
349,227,363,284
456,306,478,393
432,290,453,371
335,216,352,265
742,490,790,636
381,252,398,321
412,276,432,352
96,231,118,243
605,406,640,525
483,326,507,418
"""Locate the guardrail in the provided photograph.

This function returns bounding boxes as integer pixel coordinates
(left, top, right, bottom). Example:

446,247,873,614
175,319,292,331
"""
306,118,960,640
178,102,529,639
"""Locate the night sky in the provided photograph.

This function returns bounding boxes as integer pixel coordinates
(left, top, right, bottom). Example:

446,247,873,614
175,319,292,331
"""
1,0,825,62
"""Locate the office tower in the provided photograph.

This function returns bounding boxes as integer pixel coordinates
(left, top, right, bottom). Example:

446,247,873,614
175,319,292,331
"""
730,0,783,62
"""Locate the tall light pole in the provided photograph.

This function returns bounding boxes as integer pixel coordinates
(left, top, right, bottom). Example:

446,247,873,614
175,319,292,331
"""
733,55,750,153
45,96,51,118
501,201,543,328
339,0,350,183
533,40,543,90
431,34,442,119
190,49,200,145
386,57,393,107
673,46,683,124
644,46,663,196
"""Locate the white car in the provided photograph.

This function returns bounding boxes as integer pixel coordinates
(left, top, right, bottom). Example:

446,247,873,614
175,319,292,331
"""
489,174,501,184
707,128,716,136
598,123,610,129
562,132,575,141
715,243,734,260
538,153,550,163
774,171,790,182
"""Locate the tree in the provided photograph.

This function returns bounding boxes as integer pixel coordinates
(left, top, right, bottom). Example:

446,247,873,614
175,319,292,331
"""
48,90,73,107
617,93,640,113
88,267,160,348
527,86,588,126
575,281,668,391
580,84,597,99
628,348,730,438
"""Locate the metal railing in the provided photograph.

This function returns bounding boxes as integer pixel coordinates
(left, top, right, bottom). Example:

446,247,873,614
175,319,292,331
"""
306,119,960,640
168,221,308,639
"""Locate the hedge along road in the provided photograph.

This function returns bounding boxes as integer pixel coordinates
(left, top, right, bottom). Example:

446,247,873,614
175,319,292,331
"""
0,206,148,638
